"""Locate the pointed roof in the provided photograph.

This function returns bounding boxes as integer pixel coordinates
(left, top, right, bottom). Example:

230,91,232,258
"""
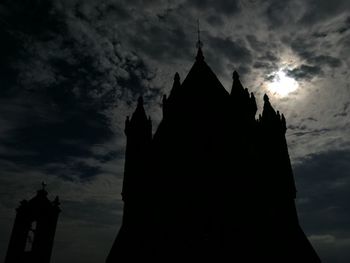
168,72,181,100
262,94,277,121
178,21,228,98
231,71,243,90
153,46,229,140
231,70,246,97
260,94,287,133
125,96,152,138
180,47,229,98
131,96,148,123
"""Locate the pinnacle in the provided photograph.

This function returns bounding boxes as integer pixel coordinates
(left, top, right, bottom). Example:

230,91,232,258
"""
174,72,180,82
232,71,239,80
263,94,269,102
196,46,204,61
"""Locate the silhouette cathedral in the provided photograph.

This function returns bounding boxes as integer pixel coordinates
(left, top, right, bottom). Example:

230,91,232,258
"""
107,44,321,262
5,183,60,263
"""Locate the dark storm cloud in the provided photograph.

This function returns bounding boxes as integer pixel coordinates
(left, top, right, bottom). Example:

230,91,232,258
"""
253,61,270,69
333,102,349,118
258,51,279,62
264,0,350,29
299,0,350,25
286,64,323,80
73,0,132,23
264,0,294,28
189,0,241,16
338,15,350,34
0,0,159,180
246,35,267,52
289,127,331,137
308,55,342,68
312,31,329,38
129,20,192,62
289,37,342,68
282,34,343,82
207,35,252,64
311,15,350,39
1,0,158,96
253,61,277,71
245,35,280,77
206,15,224,26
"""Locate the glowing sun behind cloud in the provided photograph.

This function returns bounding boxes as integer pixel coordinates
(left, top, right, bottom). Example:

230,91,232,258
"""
267,69,299,97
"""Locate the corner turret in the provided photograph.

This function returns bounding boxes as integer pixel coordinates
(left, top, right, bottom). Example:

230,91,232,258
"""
122,96,152,202
163,72,182,118
258,94,296,199
170,72,181,98
230,71,257,120
125,96,152,139
260,94,287,134
231,70,245,96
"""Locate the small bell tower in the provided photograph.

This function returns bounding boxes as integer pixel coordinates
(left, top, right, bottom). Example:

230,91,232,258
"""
5,183,61,263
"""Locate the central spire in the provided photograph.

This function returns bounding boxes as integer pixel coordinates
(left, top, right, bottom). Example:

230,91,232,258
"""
196,19,204,61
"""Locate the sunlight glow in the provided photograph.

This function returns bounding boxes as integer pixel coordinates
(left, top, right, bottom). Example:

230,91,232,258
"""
267,69,299,97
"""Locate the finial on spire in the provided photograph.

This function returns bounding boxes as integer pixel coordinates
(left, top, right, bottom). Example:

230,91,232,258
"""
195,20,204,61
196,19,203,49
137,96,144,105
41,181,47,191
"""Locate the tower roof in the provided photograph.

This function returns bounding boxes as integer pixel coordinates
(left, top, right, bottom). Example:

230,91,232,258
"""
178,20,228,97
130,96,148,123
153,46,229,141
125,96,152,138
181,51,229,98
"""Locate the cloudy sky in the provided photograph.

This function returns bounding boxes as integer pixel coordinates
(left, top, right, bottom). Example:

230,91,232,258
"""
0,0,349,262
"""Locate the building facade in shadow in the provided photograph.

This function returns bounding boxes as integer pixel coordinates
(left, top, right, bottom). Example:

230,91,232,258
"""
5,184,60,263
107,45,321,262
